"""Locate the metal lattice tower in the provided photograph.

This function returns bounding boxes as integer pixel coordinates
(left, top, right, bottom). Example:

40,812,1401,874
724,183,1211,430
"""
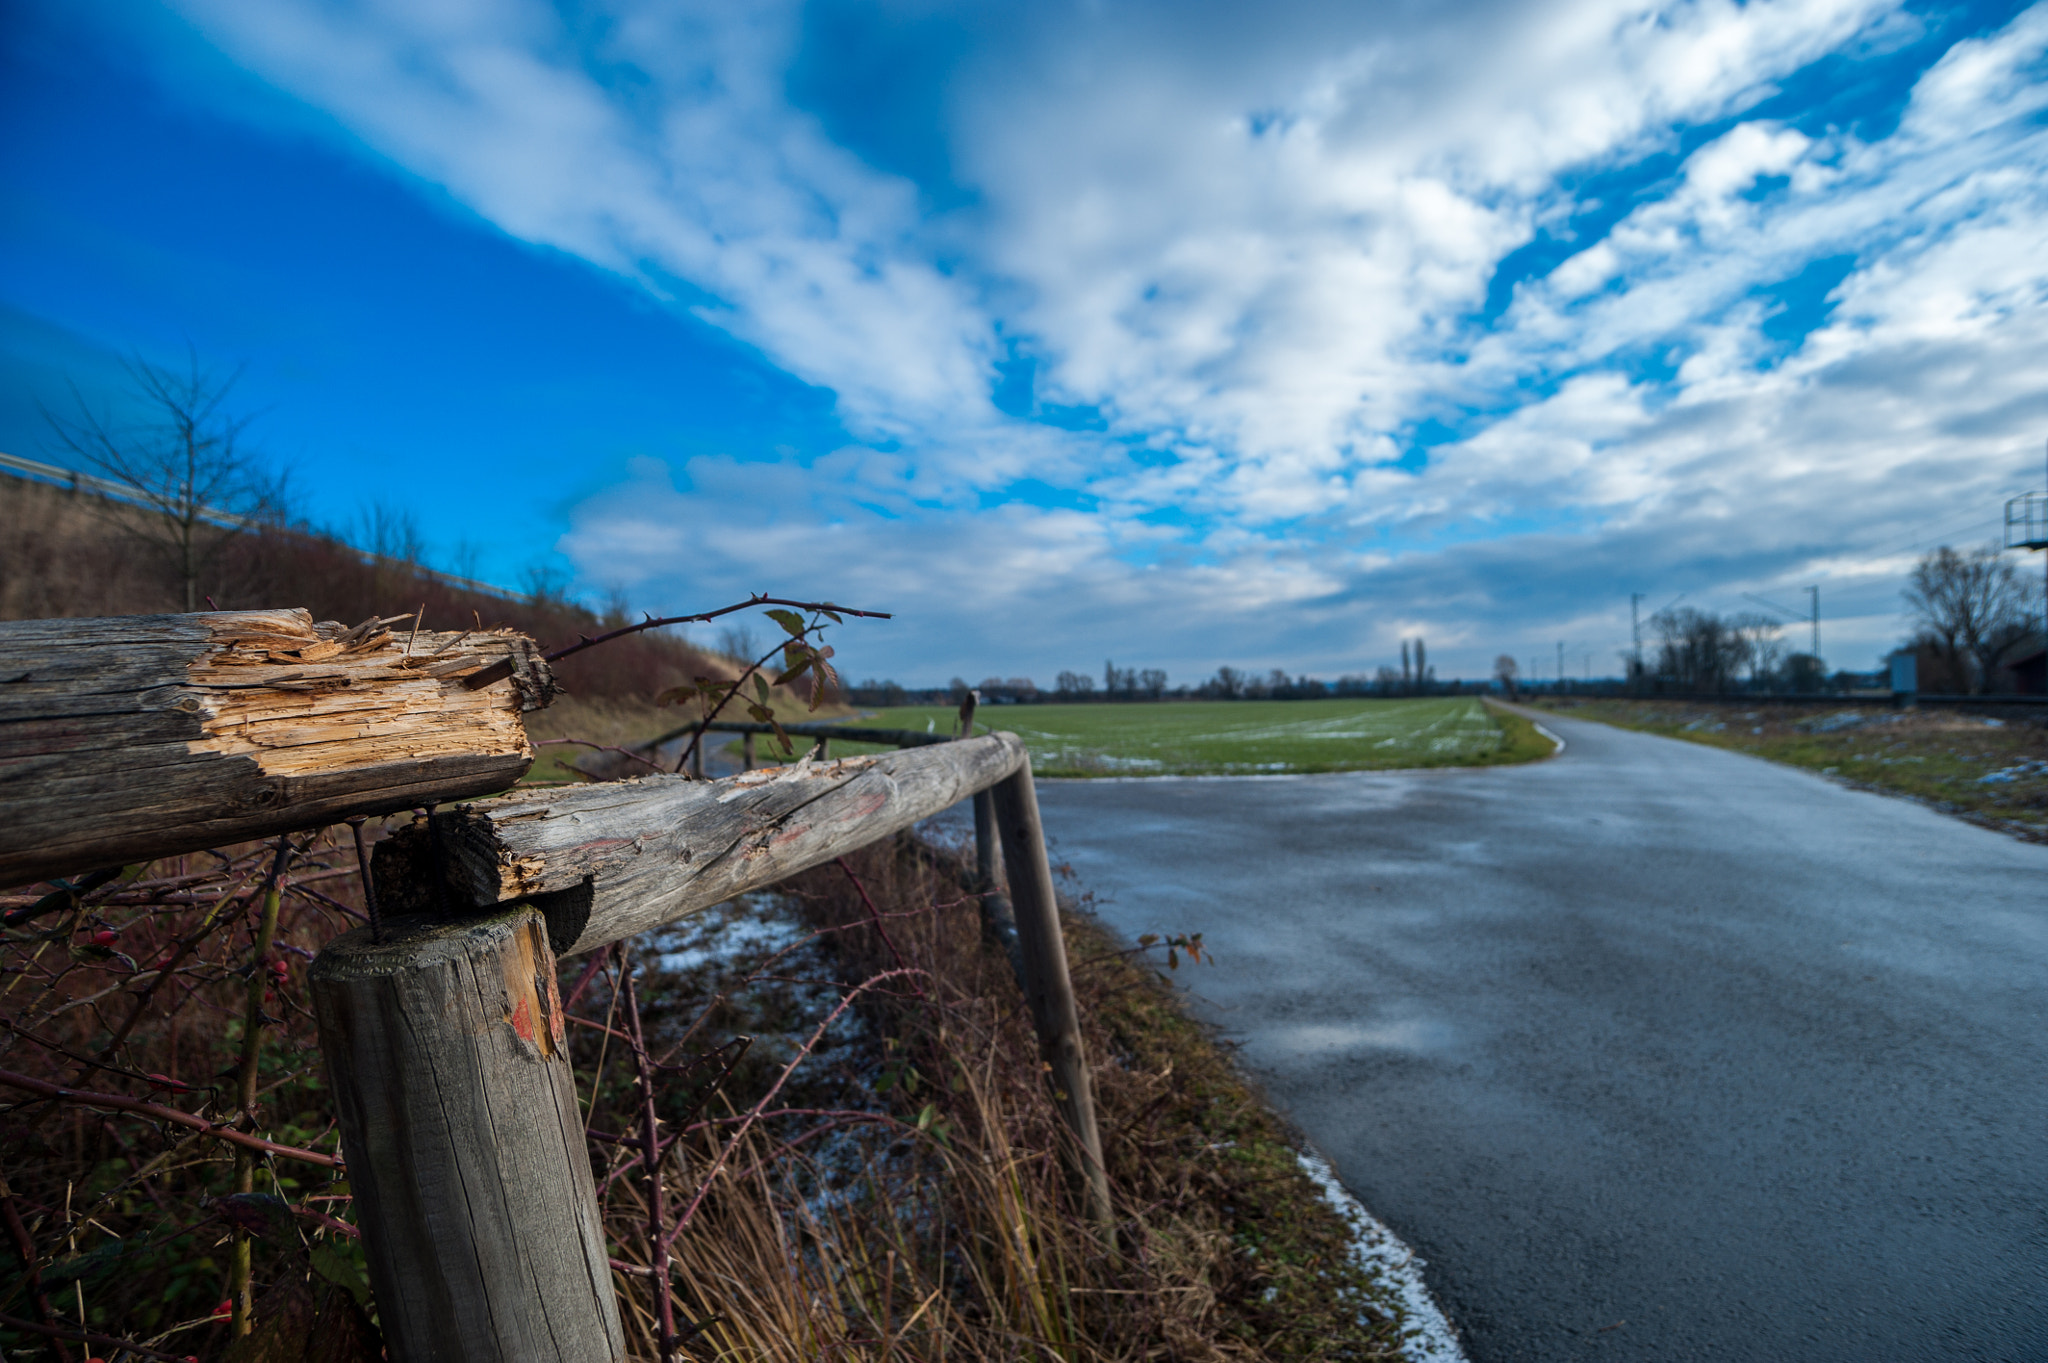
2007,442,2048,685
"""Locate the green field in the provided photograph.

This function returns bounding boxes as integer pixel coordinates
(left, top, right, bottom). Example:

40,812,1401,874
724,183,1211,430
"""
816,696,1554,777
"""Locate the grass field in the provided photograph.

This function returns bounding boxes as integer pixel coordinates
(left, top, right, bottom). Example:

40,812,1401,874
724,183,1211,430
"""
826,696,1554,776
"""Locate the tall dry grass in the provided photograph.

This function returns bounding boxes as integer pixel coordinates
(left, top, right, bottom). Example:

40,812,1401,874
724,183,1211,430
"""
583,838,1410,1362
0,820,1409,1361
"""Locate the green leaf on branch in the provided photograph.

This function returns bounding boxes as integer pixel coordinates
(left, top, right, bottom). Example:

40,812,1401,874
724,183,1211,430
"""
765,609,806,637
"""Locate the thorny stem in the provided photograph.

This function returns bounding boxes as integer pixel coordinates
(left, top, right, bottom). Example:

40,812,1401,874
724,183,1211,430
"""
834,858,918,993
542,594,889,667
618,943,681,1362
0,1070,339,1168
84,848,287,1075
664,966,927,1248
0,1171,74,1363
230,835,292,1338
672,628,828,777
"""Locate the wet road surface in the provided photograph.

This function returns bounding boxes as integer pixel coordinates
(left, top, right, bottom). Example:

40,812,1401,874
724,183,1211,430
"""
1031,712,2048,1362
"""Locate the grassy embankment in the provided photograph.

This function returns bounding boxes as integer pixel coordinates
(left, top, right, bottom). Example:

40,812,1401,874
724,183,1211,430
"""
521,687,843,783
600,836,1439,1360
1530,696,2048,841
0,825,1448,1360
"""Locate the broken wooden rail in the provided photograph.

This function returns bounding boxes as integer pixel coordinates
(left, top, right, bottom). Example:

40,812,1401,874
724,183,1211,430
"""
2,608,1109,1362
0,609,551,886
323,731,1109,1362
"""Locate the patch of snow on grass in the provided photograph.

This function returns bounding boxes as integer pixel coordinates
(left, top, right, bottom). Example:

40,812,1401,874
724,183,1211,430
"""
655,904,810,974
1295,1150,1466,1363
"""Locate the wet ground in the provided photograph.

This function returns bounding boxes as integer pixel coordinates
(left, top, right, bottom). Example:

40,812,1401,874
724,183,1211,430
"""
1032,712,2048,1362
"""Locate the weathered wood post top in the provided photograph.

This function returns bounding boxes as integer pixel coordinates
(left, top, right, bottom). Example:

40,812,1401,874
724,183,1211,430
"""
0,608,552,885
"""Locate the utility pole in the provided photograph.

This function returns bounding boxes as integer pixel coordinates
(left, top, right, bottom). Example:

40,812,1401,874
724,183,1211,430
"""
1808,585,1820,661
1630,593,1644,684
1557,640,1565,691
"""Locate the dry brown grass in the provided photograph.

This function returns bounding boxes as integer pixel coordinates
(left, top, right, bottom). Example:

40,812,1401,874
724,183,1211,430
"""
1,819,1421,1361
583,839,1416,1362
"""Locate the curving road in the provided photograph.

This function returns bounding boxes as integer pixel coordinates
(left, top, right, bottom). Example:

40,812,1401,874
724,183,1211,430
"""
1031,711,2048,1362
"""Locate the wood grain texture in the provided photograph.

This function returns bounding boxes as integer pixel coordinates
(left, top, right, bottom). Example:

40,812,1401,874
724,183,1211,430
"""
375,733,1028,956
312,907,623,1363
990,765,1113,1230
0,609,549,885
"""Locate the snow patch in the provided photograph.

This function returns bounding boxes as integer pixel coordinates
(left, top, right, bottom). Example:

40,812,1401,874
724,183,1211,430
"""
1295,1151,1466,1363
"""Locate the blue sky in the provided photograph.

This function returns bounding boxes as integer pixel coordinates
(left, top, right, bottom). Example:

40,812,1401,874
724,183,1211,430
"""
4,0,2045,686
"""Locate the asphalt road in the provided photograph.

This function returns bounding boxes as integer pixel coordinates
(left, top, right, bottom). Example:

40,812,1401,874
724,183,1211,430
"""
1031,711,2048,1362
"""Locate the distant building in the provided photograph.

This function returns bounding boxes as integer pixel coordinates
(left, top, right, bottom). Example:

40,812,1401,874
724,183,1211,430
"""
1993,631,2046,696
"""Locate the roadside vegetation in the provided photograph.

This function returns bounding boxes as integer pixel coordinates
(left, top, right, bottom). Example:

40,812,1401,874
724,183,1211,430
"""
0,822,1441,1360
1532,698,2048,841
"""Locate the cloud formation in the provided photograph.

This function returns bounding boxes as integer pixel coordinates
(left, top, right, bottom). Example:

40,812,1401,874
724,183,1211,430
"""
162,0,2048,679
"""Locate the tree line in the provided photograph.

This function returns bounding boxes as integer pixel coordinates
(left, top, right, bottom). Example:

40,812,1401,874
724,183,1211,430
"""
848,641,1484,707
1498,542,2043,700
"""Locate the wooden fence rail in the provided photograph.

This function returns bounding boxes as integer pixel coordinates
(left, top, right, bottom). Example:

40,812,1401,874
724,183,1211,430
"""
373,734,1026,956
4,611,1108,1362
325,733,1108,1362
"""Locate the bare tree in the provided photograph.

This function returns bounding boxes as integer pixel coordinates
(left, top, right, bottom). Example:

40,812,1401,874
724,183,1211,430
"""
43,351,286,611
1651,607,1749,693
1903,544,2032,695
523,563,573,608
1054,669,1096,700
1493,653,1518,700
1729,612,1783,687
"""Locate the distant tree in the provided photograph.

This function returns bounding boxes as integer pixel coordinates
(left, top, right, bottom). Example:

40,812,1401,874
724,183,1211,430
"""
1729,613,1782,688
43,351,287,611
1903,544,2033,694
1400,641,1412,693
523,564,573,608
361,500,428,568
1493,654,1519,700
850,678,908,706
719,622,761,664
1211,665,1244,699
1650,608,1749,693
1055,670,1096,700
1783,652,1826,694
1138,668,1167,700
1414,638,1431,694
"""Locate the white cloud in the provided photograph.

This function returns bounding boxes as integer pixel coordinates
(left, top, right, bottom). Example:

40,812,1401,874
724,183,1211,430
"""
153,0,2048,677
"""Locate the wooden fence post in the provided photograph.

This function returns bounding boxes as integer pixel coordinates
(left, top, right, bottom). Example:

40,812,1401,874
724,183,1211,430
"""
971,789,1022,974
988,764,1113,1231
312,908,623,1362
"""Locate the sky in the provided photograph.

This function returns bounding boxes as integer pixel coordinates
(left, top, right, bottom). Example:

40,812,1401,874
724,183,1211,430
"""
3,0,2046,687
